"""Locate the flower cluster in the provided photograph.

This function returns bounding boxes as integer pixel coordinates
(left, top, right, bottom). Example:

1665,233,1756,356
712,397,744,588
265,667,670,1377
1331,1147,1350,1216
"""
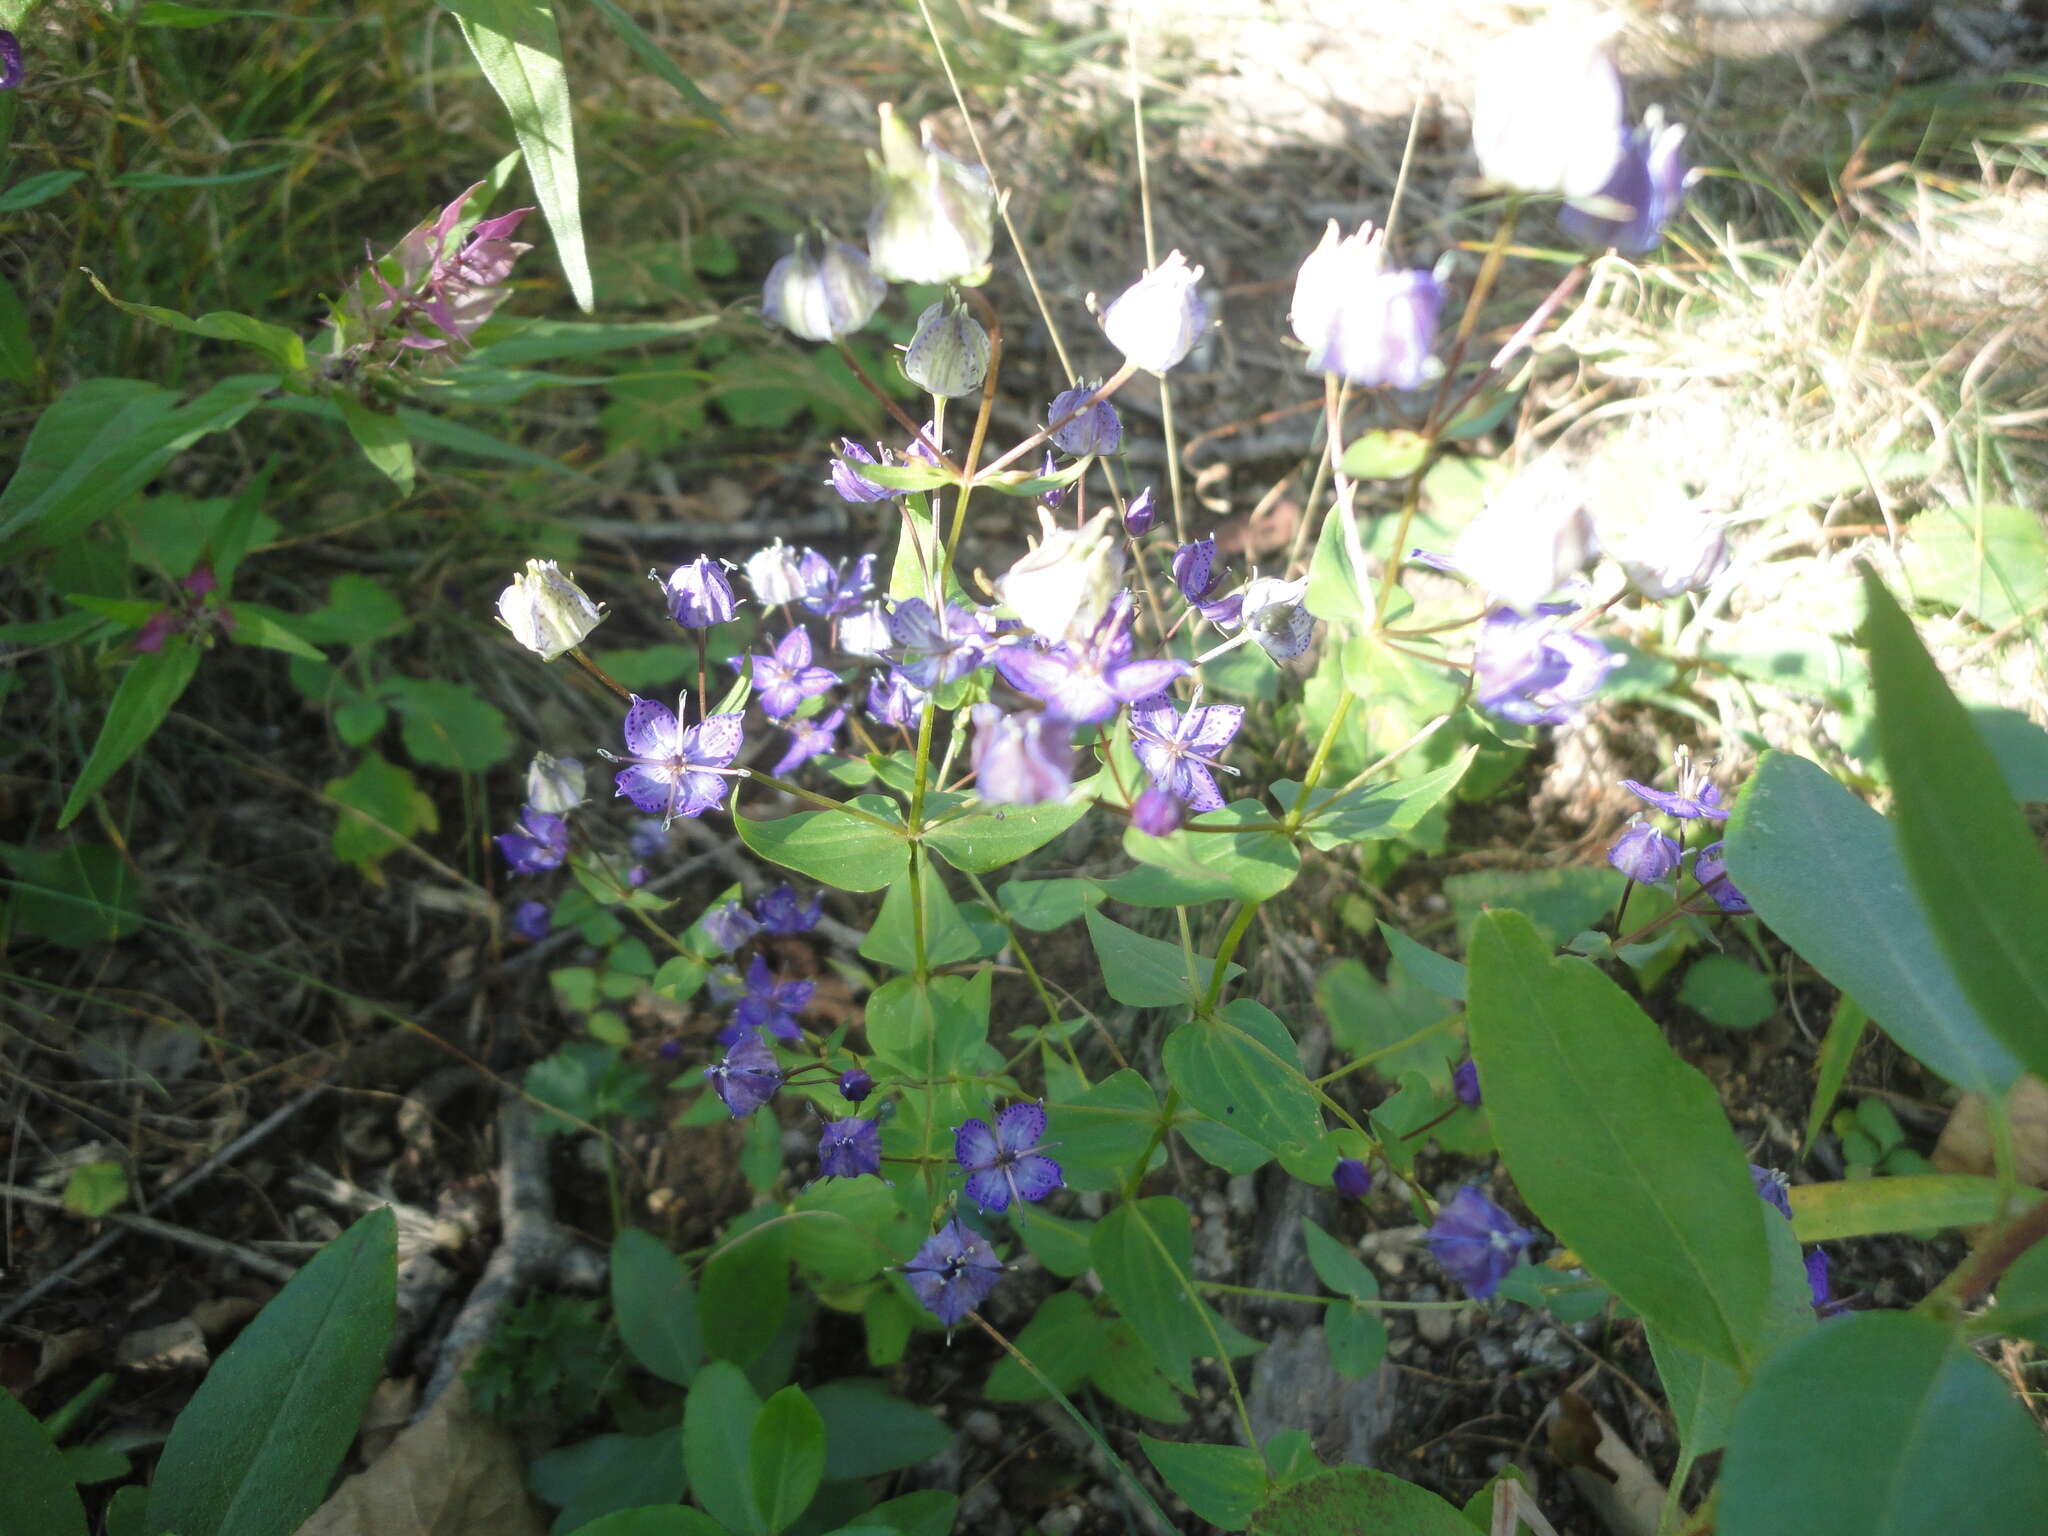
337,183,535,363
493,753,594,941
1606,749,1748,910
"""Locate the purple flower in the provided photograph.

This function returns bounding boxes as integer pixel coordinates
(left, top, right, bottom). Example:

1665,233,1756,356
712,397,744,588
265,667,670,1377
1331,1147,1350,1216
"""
510,900,551,942
887,599,988,688
754,885,823,934
970,705,1075,806
1805,1249,1842,1315
1559,110,1693,256
736,627,838,719
1289,221,1445,389
664,557,738,629
866,668,926,730
1130,785,1184,836
796,550,875,619
1123,486,1158,537
818,1117,883,1180
995,600,1188,725
1172,538,1232,612
0,30,20,92
761,230,885,343
1693,841,1751,914
772,706,845,775
1750,1164,1793,1220
903,1217,1005,1329
701,900,760,954
1332,1158,1373,1200
1453,1059,1482,1108
611,695,746,824
839,1068,875,1103
370,185,535,352
955,1102,1063,1213
1623,752,1731,822
629,817,671,860
1130,691,1243,815
704,1033,783,1117
1424,1186,1534,1300
1047,384,1122,456
1472,605,1621,726
728,954,815,1042
829,440,900,503
1607,819,1681,884
496,805,568,874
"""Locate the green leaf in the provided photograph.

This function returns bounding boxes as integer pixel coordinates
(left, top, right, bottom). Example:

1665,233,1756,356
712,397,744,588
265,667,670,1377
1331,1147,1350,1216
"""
1091,1197,1259,1394
1719,1311,2048,1536
0,273,36,386
1,375,275,554
1324,1300,1387,1379
61,1160,128,1217
223,603,324,661
59,642,202,828
863,1491,958,1536
441,0,593,311
1864,573,2048,1084
680,1360,763,1536
1084,910,1240,1008
808,1379,951,1479
1786,1175,2036,1243
1725,752,2020,1097
294,573,412,646
996,877,1102,931
610,1228,702,1386
924,795,1090,875
333,395,414,494
145,1208,395,1536
1444,865,1615,949
386,678,513,771
0,169,85,211
1315,960,1456,1085
1271,749,1474,852
736,797,907,892
580,0,730,127
1248,1466,1474,1535
1467,910,1770,1368
530,1432,687,1532
112,162,291,189
1804,996,1867,1156
1114,801,1300,904
1010,1203,1093,1277
1678,954,1777,1030
82,272,307,376
1988,1238,2048,1346
2,839,144,947
700,1225,788,1367
1300,1218,1377,1301
1163,1001,1322,1166
1974,707,2048,802
1049,1069,1162,1189
1139,1436,1270,1531
1899,502,2048,628
0,1385,88,1536
1648,1213,1814,1458
466,315,719,367
1338,429,1430,481
859,855,980,970
985,1289,1100,1401
748,1386,824,1535
323,752,437,880
562,1510,725,1536
862,972,989,1078
1378,923,1467,1001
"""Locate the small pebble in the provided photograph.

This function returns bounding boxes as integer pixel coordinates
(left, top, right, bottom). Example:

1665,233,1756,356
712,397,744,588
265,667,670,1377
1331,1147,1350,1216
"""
1039,1508,1084,1536
1227,1174,1258,1218
1417,1306,1455,1346
963,1410,1002,1445
1473,1333,1513,1372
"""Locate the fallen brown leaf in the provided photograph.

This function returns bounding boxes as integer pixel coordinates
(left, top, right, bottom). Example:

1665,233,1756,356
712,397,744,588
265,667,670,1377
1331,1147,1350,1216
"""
295,1376,546,1536
1933,1076,2048,1187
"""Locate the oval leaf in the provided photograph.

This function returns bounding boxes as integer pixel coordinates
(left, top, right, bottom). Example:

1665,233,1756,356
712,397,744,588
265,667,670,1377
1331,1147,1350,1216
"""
1163,1002,1322,1165
736,797,907,892
1249,1466,1473,1536
610,1228,703,1386
145,1206,396,1536
748,1386,824,1536
0,1387,88,1536
680,1361,763,1536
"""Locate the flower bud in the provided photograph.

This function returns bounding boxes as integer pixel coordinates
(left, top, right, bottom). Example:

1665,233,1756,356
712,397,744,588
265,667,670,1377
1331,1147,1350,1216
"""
761,230,886,343
1559,108,1694,255
903,298,990,398
839,1068,875,1103
1290,221,1445,390
701,900,761,953
1130,786,1183,837
664,556,738,628
970,705,1075,806
745,539,807,606
867,103,997,286
828,439,898,503
994,508,1127,644
1123,486,1158,537
1693,841,1751,914
1607,819,1681,884
1047,383,1122,456
1102,251,1209,374
525,752,586,816
497,558,604,661
1453,1059,1482,1107
0,31,20,93
510,900,551,942
1471,17,1627,199
1614,501,1729,600
1332,1158,1373,1200
1452,459,1597,614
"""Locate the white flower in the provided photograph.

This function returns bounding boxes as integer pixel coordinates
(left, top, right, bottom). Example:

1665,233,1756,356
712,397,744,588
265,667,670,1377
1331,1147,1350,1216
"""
1615,501,1729,599
745,540,807,606
525,752,586,815
497,559,604,661
1102,251,1210,374
1471,16,1628,199
1453,459,1598,613
994,508,1127,644
1237,576,1316,660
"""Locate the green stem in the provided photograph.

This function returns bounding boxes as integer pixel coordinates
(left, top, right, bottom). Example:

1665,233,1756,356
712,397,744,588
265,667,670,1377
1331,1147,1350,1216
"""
1198,1281,1471,1311
1202,900,1260,1010
747,773,902,829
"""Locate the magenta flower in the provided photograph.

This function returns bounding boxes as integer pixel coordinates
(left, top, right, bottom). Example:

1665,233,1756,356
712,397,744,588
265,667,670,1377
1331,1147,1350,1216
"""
611,695,746,824
1129,691,1243,815
903,1218,1005,1330
817,1118,883,1181
704,1034,783,1117
1424,1186,1534,1300
955,1102,1064,1214
735,627,838,719
772,706,845,775
969,706,1075,806
725,954,814,1043
374,184,534,352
